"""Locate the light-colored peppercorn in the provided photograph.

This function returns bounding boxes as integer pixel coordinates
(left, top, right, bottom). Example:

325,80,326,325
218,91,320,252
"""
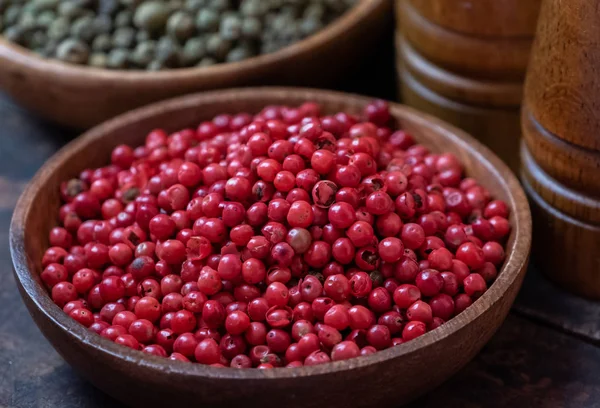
181,36,206,65
166,11,195,42
56,38,90,64
130,40,156,66
133,1,170,32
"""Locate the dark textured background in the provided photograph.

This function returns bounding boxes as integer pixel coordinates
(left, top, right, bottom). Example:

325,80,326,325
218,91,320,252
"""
2,36,600,408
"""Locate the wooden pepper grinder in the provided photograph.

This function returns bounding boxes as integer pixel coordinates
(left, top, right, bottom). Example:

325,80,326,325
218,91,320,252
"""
395,0,540,171
521,0,600,298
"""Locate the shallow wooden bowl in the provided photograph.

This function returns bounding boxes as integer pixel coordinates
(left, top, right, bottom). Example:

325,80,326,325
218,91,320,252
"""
0,0,390,129
10,88,531,408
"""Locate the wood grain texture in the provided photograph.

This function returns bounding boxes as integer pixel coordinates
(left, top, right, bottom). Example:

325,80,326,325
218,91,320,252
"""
514,266,600,344
411,314,600,408
524,0,600,151
398,66,521,172
521,140,600,225
9,88,531,408
408,0,541,38
521,143,600,299
521,0,600,298
396,0,533,80
397,34,523,107
522,106,600,197
0,0,391,129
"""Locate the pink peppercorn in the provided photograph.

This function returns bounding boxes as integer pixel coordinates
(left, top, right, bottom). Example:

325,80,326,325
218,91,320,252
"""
41,101,509,369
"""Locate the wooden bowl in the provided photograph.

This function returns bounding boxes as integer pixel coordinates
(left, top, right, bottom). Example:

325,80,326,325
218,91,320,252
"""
10,88,531,408
0,0,390,129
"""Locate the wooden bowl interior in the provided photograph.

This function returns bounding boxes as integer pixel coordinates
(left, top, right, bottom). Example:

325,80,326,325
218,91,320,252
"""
10,88,531,407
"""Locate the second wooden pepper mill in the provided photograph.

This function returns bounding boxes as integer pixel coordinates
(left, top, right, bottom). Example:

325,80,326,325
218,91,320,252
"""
521,0,600,298
395,0,541,172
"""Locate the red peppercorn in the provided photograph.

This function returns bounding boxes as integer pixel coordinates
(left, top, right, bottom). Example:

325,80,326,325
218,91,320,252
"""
368,287,392,313
402,321,427,341
463,273,487,298
43,101,510,368
348,305,375,330
456,242,486,270
378,238,404,263
323,274,350,303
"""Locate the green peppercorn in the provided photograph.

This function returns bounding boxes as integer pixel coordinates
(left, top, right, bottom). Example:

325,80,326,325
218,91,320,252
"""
98,0,119,16
219,14,242,41
120,0,143,8
112,27,135,48
270,14,290,33
0,0,355,71
184,0,207,13
18,12,37,31
48,17,70,41
304,3,325,20
195,8,219,32
133,1,170,32
146,59,163,71
181,36,206,65
209,0,230,12
283,4,301,18
226,46,253,63
261,42,279,54
3,26,24,44
300,17,322,36
92,33,111,52
107,48,129,68
167,0,185,13
155,36,181,66
73,0,96,8
93,15,113,35
56,38,90,64
241,17,261,39
206,33,231,61
115,10,133,28
136,30,151,43
197,56,216,67
240,0,263,17
36,11,56,29
31,0,59,12
57,2,85,19
29,31,47,49
42,39,59,57
166,11,195,42
89,52,108,68
3,5,21,27
70,16,96,42
130,40,156,66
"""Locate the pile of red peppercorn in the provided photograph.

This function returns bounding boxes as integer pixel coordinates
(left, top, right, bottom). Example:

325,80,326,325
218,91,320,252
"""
41,99,510,369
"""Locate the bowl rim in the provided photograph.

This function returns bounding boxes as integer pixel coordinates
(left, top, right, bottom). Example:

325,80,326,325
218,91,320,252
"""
10,86,532,380
0,0,382,81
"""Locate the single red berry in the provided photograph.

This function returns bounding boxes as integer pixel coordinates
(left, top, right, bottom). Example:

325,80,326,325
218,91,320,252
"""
402,321,427,341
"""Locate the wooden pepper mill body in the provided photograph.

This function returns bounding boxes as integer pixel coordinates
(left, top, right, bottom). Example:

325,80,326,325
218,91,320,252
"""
521,0,600,298
395,0,541,172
